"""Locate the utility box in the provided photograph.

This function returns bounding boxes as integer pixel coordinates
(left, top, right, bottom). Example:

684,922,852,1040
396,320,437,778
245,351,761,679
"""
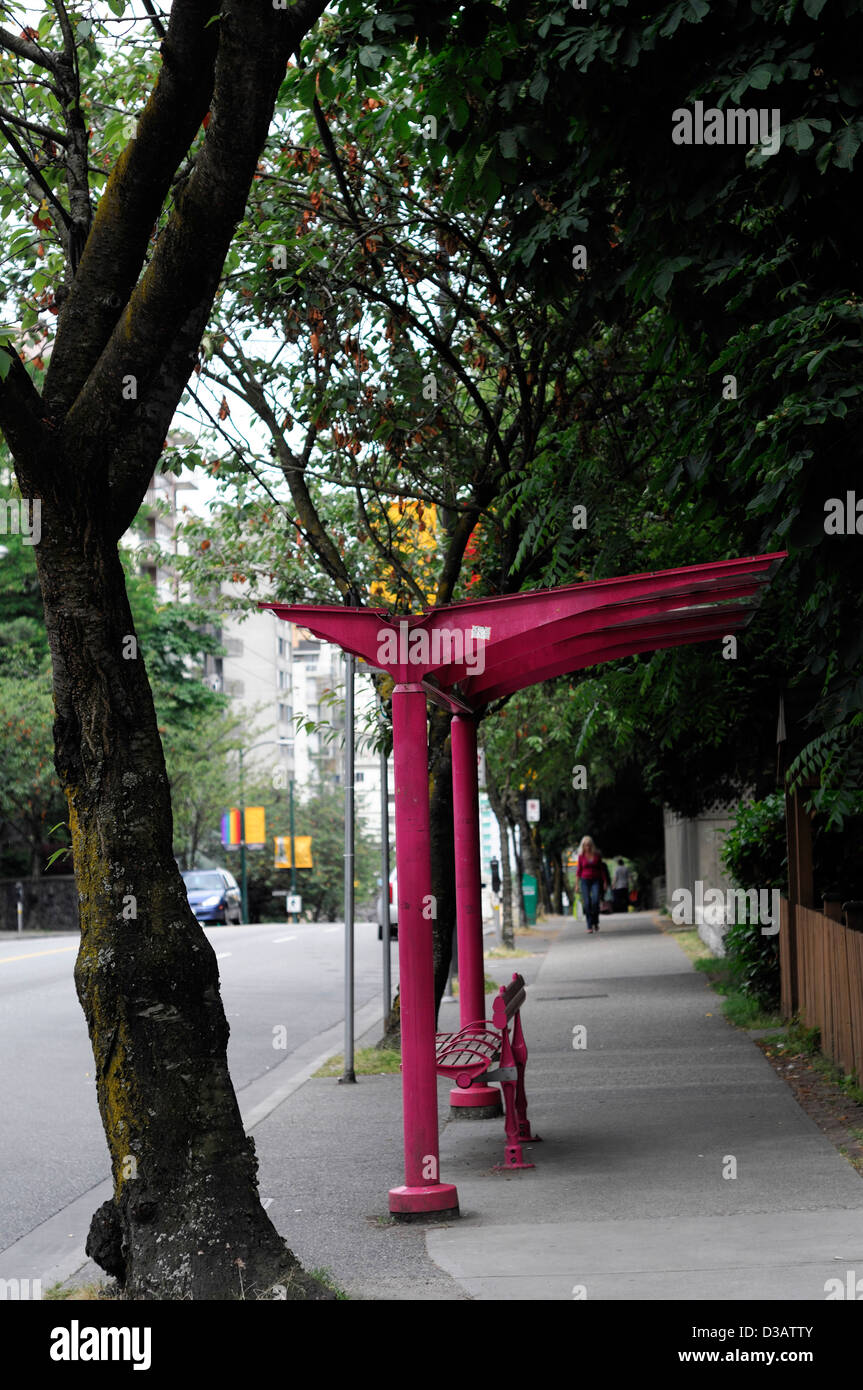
522,873,538,926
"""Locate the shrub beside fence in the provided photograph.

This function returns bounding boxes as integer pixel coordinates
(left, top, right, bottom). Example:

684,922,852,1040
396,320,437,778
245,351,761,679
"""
780,897,863,1079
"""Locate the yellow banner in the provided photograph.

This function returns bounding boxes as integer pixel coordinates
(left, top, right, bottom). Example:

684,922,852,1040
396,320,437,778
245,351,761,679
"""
274,835,313,869
244,806,266,846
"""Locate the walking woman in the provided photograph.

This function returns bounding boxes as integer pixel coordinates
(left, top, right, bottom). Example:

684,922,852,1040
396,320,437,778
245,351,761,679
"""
576,835,606,933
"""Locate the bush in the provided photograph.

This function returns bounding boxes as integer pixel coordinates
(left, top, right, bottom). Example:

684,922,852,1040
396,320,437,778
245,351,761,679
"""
720,793,786,892
719,794,786,1011
721,916,780,1012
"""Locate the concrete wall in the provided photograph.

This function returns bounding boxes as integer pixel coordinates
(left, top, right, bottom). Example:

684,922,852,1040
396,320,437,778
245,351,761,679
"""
663,804,738,954
0,876,78,932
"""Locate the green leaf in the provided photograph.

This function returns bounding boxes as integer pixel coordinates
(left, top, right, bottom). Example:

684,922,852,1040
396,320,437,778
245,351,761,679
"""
652,255,692,299
749,65,775,90
449,97,469,131
358,45,385,70
804,0,828,16
834,125,861,170
789,120,814,151
317,65,335,101
108,0,125,15
529,70,550,103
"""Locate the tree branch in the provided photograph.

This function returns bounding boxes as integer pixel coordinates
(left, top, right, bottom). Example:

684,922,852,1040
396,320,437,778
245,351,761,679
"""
51,0,330,459
212,341,354,599
0,347,52,489
141,0,167,41
43,0,223,415
355,485,428,610
0,26,61,73
0,107,68,145
0,116,71,230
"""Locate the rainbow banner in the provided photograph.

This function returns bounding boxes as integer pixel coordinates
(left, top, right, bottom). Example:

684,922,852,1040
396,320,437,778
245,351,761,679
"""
221,808,242,848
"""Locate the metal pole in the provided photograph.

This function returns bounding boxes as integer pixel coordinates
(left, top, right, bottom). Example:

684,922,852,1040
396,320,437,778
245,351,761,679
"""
340,652,357,1084
450,714,500,1114
289,778,296,924
388,683,458,1215
380,735,392,1019
451,715,486,1030
239,747,248,923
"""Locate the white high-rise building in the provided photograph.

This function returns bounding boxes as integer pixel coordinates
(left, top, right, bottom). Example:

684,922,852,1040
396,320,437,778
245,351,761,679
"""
132,473,393,852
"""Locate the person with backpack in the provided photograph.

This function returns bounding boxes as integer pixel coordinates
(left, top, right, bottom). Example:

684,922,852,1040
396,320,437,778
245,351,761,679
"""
576,835,607,933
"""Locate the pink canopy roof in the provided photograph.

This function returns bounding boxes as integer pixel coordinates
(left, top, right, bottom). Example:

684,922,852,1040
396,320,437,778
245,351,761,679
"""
262,552,786,711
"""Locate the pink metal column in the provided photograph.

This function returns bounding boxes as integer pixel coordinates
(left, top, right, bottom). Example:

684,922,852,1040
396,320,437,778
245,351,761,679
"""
388,684,459,1217
449,714,502,1115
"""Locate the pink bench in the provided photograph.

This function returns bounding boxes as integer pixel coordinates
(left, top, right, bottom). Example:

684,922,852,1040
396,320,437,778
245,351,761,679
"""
434,973,541,1170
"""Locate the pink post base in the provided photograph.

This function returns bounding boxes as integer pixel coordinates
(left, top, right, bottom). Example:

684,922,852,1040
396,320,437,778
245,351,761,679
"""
449,1083,502,1117
493,1146,535,1171
389,1183,459,1217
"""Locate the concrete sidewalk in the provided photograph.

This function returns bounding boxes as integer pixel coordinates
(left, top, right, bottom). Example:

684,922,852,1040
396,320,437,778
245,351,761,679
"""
253,910,863,1300
427,912,863,1300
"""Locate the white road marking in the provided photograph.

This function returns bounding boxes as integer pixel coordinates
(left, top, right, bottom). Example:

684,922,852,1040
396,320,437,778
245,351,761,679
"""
273,936,296,943
324,926,339,933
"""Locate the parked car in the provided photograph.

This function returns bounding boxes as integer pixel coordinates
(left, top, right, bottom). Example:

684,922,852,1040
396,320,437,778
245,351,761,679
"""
182,868,243,925
377,869,398,941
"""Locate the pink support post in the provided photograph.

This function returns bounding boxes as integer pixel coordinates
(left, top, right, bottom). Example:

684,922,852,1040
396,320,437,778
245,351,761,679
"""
449,714,502,1116
388,684,459,1217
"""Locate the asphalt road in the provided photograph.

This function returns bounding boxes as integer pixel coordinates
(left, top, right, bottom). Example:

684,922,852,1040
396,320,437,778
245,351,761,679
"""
0,920,395,1254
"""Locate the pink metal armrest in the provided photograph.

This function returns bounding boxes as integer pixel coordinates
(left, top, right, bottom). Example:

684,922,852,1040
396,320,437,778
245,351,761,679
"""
435,975,540,1168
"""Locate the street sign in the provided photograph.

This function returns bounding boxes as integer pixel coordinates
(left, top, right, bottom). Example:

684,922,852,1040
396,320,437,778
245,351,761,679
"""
286,894,302,914
526,798,540,823
274,835,313,868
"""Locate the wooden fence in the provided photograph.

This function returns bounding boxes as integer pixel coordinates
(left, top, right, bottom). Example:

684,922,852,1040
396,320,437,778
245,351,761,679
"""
779,897,863,1079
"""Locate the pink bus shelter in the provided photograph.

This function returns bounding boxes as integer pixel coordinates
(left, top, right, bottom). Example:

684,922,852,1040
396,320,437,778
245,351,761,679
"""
263,552,785,1216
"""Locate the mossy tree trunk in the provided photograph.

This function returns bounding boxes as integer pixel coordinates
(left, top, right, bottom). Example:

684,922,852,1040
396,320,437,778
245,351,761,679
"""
0,0,332,1299
34,495,327,1298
